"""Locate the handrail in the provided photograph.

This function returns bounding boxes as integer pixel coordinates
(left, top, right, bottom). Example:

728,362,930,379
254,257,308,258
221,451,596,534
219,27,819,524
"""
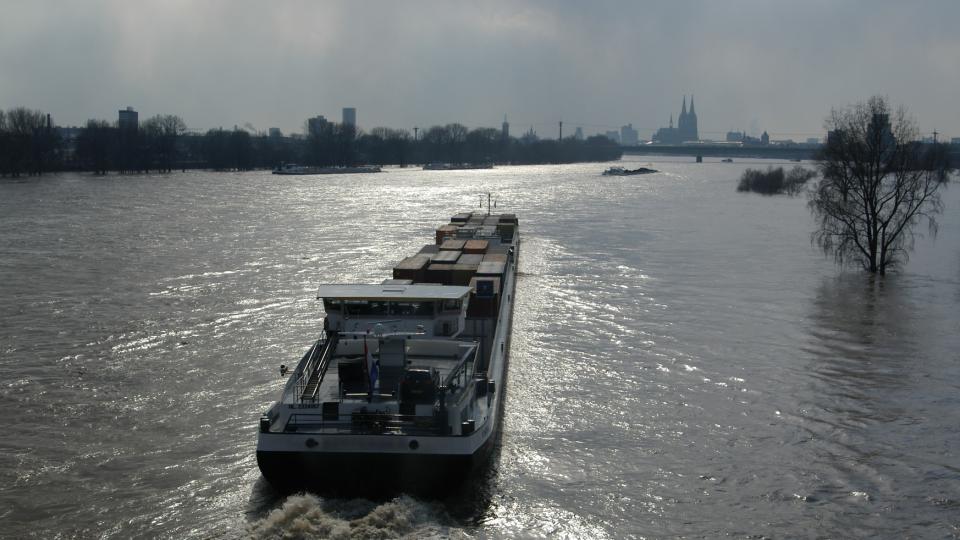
442,344,478,388
294,332,338,402
308,332,338,401
292,340,321,400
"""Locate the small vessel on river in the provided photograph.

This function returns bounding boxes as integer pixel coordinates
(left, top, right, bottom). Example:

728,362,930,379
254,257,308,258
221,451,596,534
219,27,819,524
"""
602,166,658,176
423,162,494,170
272,163,382,175
256,207,519,494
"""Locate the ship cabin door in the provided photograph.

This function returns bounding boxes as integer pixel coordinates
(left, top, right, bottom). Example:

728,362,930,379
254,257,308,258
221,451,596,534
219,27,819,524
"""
377,337,407,397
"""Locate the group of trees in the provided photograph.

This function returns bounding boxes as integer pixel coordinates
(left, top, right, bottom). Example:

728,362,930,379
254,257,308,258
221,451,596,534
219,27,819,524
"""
2,111,623,176
410,123,621,165
0,108,61,176
302,121,622,167
737,96,954,275
74,114,187,174
737,165,817,195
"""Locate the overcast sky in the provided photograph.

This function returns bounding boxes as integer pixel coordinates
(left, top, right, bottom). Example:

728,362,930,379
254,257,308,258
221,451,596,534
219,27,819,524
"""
2,0,958,140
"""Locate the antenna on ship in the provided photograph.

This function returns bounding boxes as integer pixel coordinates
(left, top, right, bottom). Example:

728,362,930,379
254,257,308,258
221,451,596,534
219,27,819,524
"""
479,192,493,214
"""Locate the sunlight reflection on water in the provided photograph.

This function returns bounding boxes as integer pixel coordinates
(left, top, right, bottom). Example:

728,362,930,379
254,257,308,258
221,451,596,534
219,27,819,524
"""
0,161,958,537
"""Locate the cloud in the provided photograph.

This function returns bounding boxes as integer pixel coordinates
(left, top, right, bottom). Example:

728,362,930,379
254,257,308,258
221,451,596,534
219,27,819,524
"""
1,0,958,139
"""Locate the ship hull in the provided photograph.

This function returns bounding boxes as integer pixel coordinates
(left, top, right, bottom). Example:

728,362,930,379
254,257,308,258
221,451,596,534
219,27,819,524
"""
256,435,495,496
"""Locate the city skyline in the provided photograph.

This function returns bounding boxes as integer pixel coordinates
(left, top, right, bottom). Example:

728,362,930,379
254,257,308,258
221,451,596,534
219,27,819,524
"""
2,1,958,139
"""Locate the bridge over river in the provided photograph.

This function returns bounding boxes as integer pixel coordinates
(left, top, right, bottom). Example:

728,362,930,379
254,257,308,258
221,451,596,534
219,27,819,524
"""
622,144,817,161
623,143,960,165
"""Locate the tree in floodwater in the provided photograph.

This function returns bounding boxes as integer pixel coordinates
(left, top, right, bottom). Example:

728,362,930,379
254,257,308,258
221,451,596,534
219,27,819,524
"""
738,166,817,195
810,96,952,274
76,119,115,174
142,114,187,172
0,107,61,176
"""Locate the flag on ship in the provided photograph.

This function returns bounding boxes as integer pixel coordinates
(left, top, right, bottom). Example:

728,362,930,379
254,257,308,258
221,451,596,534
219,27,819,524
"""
364,335,379,397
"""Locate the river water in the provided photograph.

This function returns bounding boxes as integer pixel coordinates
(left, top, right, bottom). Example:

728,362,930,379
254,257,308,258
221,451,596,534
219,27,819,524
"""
1,159,958,538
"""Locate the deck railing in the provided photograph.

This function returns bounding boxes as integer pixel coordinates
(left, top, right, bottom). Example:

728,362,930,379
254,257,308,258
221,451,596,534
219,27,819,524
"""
293,332,338,402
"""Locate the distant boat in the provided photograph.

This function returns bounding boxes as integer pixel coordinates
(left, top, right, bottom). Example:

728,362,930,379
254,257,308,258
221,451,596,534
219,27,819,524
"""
273,163,381,175
423,163,494,171
721,158,733,163
602,166,658,176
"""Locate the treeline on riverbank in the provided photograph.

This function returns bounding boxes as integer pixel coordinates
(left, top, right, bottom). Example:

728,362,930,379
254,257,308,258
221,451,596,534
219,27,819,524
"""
0,107,622,176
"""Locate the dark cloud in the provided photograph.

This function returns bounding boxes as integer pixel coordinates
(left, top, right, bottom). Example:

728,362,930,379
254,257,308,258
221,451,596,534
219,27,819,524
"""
1,0,957,140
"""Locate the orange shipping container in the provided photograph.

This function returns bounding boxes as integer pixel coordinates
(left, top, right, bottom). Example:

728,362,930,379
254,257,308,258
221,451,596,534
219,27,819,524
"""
463,239,489,254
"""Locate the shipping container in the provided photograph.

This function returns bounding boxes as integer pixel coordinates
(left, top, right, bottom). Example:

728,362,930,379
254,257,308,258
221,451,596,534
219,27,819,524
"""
463,239,489,254
482,253,508,263
425,263,456,285
417,244,439,261
440,238,467,251
450,263,479,286
393,255,430,282
432,250,461,263
451,213,472,223
468,273,502,317
476,261,506,276
457,253,484,266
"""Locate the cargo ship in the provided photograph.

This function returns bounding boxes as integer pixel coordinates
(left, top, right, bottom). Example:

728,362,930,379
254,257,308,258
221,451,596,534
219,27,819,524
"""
423,162,494,170
272,163,382,175
256,209,519,494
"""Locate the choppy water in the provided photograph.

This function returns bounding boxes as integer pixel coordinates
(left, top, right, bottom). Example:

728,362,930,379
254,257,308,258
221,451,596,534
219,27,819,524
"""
1,159,958,538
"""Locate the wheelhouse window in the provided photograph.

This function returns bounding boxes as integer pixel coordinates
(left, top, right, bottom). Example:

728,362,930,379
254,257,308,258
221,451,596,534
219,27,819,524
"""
441,299,462,312
393,301,434,317
324,299,446,316
342,300,390,317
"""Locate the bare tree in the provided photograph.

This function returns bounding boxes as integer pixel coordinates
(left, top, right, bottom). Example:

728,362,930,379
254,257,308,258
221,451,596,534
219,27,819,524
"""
142,114,187,172
810,96,952,274
2,108,60,176
76,119,115,174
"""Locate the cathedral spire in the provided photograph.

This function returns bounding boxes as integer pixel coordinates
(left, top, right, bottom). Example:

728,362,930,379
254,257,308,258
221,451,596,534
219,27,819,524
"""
681,95,687,116
669,114,673,128
689,95,696,116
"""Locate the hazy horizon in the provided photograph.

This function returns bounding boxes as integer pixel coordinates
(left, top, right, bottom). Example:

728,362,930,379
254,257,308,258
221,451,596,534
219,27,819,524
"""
2,0,958,140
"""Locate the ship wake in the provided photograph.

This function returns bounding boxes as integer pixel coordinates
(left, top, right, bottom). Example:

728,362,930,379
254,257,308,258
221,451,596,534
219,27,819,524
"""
247,493,458,539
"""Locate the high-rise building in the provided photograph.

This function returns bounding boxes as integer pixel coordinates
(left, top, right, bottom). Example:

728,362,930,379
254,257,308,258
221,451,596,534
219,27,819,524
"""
502,115,510,140
604,130,621,144
342,107,356,127
307,115,329,135
620,124,639,146
118,106,138,131
269,128,283,138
